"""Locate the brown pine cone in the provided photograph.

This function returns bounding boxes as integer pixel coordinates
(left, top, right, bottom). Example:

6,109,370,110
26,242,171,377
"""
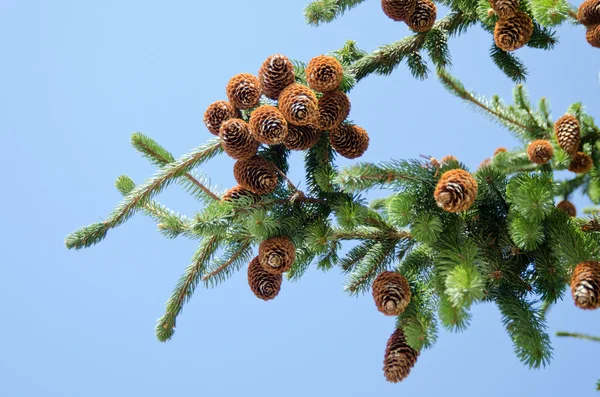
434,169,478,213
586,24,600,48
248,105,289,145
219,118,259,160
372,271,412,316
383,328,419,383
526,140,554,164
441,155,458,163
278,84,319,126
258,54,296,100
316,91,351,130
283,124,322,151
568,152,594,174
221,185,260,203
489,0,519,18
381,0,417,21
248,256,282,301
556,200,576,217
578,0,600,26
226,73,261,110
233,155,278,195
493,147,508,156
305,55,344,92
571,261,600,310
329,124,370,159
258,236,296,274
555,114,581,155
494,10,534,51
204,101,236,135
406,0,437,33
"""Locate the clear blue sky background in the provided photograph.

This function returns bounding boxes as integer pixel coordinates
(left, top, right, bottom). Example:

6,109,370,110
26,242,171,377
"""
1,1,599,396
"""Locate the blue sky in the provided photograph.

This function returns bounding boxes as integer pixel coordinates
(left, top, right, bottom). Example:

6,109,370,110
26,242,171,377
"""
1,0,599,396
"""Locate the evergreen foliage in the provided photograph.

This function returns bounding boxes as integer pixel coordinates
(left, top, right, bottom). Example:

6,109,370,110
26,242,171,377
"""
65,2,600,388
305,0,575,82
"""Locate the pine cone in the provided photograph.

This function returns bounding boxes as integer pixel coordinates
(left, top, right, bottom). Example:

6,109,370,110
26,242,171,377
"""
526,139,554,164
578,0,600,26
283,124,322,151
316,90,351,130
381,0,417,21
305,55,344,92
383,328,419,383
226,73,261,110
204,101,236,135
258,236,296,274
568,151,594,174
494,10,533,51
372,271,412,316
329,124,370,159
278,84,319,126
219,118,259,160
248,256,282,301
586,24,600,48
555,114,581,155
494,147,507,156
233,156,278,195
571,261,600,310
441,155,457,163
258,54,296,100
556,200,576,217
489,0,519,18
434,169,478,213
406,0,437,33
248,105,288,144
221,185,260,203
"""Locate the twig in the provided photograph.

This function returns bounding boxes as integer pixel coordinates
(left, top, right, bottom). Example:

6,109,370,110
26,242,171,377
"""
271,162,299,191
556,331,600,342
202,240,251,281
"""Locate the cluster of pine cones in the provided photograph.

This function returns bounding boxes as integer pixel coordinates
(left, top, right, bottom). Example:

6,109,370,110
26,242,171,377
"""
372,271,418,382
489,0,533,51
381,0,437,32
578,0,600,48
203,54,371,300
204,54,369,197
554,114,594,174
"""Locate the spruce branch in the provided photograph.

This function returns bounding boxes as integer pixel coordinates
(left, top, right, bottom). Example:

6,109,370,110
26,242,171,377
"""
556,332,600,342
65,139,222,250
438,69,534,135
115,175,193,239
496,294,553,368
490,44,528,83
131,133,220,201
304,0,367,26
202,239,253,286
349,11,475,81
156,235,221,342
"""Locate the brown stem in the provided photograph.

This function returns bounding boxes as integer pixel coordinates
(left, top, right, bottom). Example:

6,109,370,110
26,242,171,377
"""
185,174,220,201
202,240,251,282
271,163,298,191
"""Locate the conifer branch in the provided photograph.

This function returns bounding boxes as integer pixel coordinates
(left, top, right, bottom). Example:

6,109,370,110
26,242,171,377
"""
437,69,534,134
349,11,475,81
65,140,222,250
115,175,193,238
556,332,600,342
304,0,367,26
156,235,221,342
131,133,220,201
202,240,252,283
